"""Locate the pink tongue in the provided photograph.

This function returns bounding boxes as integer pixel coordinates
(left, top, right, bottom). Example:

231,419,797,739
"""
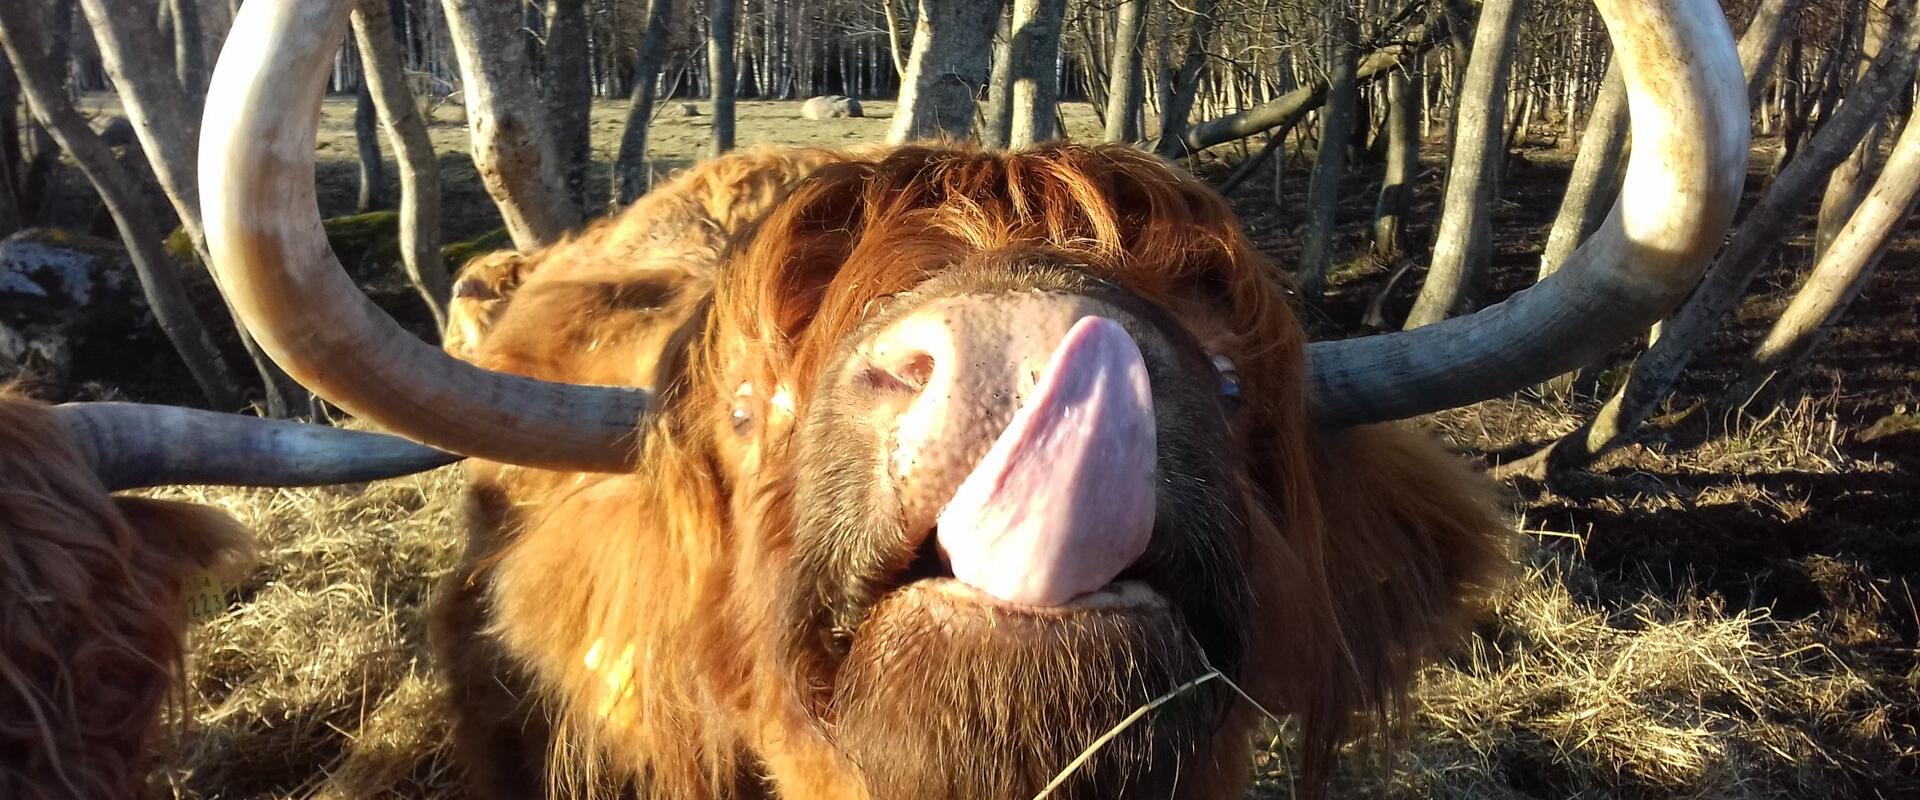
935,316,1156,606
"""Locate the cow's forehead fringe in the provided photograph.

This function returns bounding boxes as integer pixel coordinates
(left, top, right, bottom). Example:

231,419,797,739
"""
696,143,1309,408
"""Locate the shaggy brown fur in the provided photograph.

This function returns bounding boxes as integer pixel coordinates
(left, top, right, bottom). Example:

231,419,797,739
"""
0,391,250,799
442,146,841,366
439,144,1511,799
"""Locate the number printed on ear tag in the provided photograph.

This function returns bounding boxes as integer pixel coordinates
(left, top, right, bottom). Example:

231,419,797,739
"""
186,570,229,623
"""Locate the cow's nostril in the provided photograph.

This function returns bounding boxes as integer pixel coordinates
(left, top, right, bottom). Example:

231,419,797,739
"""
898,353,935,389
864,352,936,394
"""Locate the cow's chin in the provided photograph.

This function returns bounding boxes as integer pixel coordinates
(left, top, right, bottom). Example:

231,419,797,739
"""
825,578,1226,800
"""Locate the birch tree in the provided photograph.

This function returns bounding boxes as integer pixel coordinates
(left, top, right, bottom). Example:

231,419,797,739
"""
1507,3,1920,478
0,61,19,238
1165,15,1444,172
1151,0,1218,156
888,0,999,143
983,4,1015,149
354,0,450,329
1006,0,1066,148
1404,0,1524,329
1297,0,1358,301
1729,108,1920,410
441,0,583,247
709,0,738,155
1814,0,1891,260
0,0,238,407
1370,66,1419,261
543,0,593,209
1538,60,1623,278
353,72,389,212
169,0,208,112
613,0,674,206
1101,0,1147,143
77,0,305,414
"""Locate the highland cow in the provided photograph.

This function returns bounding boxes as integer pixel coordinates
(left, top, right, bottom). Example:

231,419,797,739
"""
198,1,1749,797
429,143,1518,798
0,394,451,799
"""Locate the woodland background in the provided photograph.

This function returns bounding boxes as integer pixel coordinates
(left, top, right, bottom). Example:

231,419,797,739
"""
2,0,1919,796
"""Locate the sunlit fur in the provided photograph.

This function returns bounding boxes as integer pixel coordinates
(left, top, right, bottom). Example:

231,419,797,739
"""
442,146,842,367
441,144,1511,799
0,391,250,799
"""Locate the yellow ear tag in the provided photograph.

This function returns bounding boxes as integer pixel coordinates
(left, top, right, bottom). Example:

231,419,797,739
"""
185,570,229,622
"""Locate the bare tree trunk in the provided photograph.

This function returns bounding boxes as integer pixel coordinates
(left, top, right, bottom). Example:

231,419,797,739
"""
982,2,1015,149
709,0,737,156
353,73,389,212
1815,0,1891,259
1539,59,1623,278
169,0,207,112
1217,120,1293,193
1510,67,1536,147
1168,16,1443,160
1532,60,1624,399
12,0,70,227
1536,0,1802,396
199,0,231,69
1817,124,1886,258
441,0,583,247
20,126,57,225
0,60,19,238
1404,0,1523,329
1441,0,1470,106
1297,2,1358,302
1078,9,1108,118
613,0,673,206
1102,0,1146,143
543,0,592,211
887,0,999,144
882,0,909,78
1151,0,1172,126
1508,7,1920,479
77,0,304,415
1730,109,1920,410
1773,36,1810,175
1152,0,1218,156
1810,0,1866,134
1006,0,1065,148
74,0,206,248
355,0,449,331
17,0,70,228
0,0,238,407
1737,0,1806,105
1370,65,1419,261
157,0,175,67
1545,0,1797,265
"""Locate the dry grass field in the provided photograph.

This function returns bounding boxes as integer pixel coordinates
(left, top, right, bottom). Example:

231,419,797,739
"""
50,98,1920,797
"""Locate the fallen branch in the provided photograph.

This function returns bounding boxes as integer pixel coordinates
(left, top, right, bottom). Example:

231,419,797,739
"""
1159,15,1445,158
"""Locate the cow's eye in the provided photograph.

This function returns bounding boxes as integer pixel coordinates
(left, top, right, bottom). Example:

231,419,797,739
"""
731,383,755,435
1212,355,1242,408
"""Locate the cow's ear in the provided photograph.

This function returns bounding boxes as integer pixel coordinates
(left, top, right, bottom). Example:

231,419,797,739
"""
444,250,533,359
113,498,255,579
1308,423,1513,717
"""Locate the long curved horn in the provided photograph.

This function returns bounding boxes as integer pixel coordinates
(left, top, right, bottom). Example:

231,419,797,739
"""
54,403,461,492
200,0,647,472
1304,0,1748,426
